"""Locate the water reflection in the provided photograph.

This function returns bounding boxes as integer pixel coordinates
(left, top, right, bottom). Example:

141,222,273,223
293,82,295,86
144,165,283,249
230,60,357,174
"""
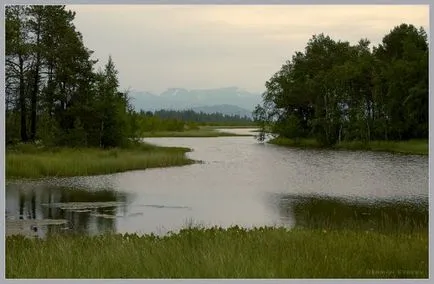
6,184,129,237
5,133,428,237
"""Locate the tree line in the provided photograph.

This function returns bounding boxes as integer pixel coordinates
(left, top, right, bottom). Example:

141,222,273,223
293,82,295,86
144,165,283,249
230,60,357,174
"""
254,23,428,146
151,110,254,125
6,5,136,148
129,110,254,134
5,5,253,147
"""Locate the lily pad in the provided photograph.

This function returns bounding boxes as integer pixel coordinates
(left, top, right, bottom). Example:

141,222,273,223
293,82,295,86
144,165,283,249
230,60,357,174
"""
90,213,118,219
41,201,126,211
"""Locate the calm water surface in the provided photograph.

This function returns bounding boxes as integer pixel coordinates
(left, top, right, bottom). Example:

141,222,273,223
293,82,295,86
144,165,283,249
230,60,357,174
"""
5,129,428,237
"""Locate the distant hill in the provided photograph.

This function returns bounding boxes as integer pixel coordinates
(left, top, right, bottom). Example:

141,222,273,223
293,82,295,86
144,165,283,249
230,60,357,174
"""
129,87,262,117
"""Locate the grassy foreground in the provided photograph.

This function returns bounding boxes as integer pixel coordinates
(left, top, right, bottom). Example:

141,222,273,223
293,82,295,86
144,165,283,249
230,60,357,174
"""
6,142,195,179
6,226,427,278
269,137,428,155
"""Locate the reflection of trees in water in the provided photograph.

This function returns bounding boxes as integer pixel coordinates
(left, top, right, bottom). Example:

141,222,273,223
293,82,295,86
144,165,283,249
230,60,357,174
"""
18,190,37,220
12,185,127,236
31,193,36,219
58,188,127,203
19,193,24,219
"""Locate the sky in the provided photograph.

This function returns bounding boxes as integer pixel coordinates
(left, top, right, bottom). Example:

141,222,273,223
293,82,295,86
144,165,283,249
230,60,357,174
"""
67,5,429,95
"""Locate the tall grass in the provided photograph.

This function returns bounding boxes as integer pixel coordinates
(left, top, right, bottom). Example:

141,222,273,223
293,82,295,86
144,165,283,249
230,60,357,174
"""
6,226,428,278
278,195,428,234
6,143,195,179
336,139,428,155
269,137,428,155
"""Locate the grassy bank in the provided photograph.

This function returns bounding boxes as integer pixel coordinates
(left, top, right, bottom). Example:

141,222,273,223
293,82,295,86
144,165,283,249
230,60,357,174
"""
6,226,427,278
6,142,195,179
6,195,428,278
269,137,428,155
141,128,254,138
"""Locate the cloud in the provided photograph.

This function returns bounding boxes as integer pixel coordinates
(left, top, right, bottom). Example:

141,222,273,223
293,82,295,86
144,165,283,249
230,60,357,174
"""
68,5,429,93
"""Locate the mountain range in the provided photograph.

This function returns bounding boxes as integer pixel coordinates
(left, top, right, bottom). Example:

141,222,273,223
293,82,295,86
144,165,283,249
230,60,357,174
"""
129,87,263,117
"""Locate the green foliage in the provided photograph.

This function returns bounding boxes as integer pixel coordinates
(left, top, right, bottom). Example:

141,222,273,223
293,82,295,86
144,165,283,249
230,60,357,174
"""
269,137,428,155
5,5,136,149
6,143,194,179
153,109,254,125
6,226,427,278
255,23,428,146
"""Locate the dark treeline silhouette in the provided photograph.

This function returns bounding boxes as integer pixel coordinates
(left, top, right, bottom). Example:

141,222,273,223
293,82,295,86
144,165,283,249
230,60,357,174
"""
152,109,253,125
5,5,255,147
132,109,254,133
6,5,135,147
254,24,428,146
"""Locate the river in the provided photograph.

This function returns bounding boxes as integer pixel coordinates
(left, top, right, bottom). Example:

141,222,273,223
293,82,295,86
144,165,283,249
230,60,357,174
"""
5,129,428,238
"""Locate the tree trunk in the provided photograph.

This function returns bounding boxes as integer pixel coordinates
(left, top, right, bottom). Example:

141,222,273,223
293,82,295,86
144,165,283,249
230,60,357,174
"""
19,55,28,142
30,25,41,141
100,120,104,148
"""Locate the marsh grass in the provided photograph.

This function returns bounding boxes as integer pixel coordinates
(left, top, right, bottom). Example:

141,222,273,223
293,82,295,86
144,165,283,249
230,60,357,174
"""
278,195,428,234
5,226,428,278
336,139,428,155
269,137,428,155
6,142,195,179
6,196,428,278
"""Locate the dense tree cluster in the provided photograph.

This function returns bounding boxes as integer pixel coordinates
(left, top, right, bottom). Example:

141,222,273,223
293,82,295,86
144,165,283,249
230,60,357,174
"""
152,110,253,125
5,5,255,147
5,5,135,147
254,24,428,145
134,111,186,133
131,110,254,133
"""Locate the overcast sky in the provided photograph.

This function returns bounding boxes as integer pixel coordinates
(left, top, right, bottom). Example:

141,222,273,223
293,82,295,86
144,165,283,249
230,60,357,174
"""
67,5,429,94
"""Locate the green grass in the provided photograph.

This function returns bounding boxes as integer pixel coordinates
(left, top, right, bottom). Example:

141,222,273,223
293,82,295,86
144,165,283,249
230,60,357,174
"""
6,195,428,278
141,128,253,137
269,137,322,148
336,139,428,155
5,226,427,278
6,142,195,179
279,195,428,234
269,137,428,155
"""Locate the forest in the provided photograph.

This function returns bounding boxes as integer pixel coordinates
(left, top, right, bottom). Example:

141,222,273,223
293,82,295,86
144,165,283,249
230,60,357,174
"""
254,24,428,146
6,5,428,149
5,5,137,147
5,5,252,147
152,109,253,125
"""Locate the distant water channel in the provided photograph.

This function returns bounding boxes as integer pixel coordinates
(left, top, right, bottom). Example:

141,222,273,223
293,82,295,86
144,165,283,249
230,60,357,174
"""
5,128,428,238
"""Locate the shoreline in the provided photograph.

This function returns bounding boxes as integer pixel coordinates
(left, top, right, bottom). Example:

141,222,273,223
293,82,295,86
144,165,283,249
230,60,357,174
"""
5,143,196,180
268,137,428,156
